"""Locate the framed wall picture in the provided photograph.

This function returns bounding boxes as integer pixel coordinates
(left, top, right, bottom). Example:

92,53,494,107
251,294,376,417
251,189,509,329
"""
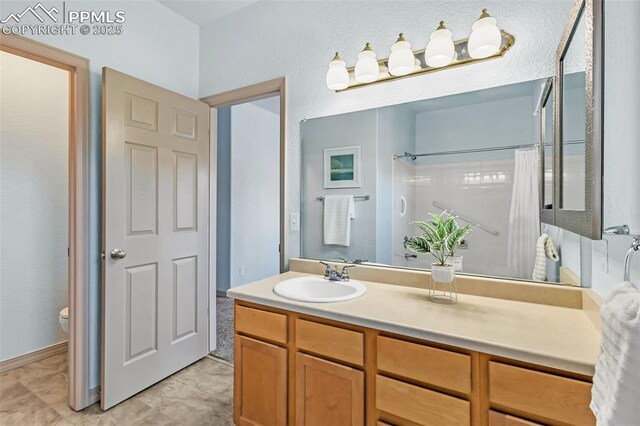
323,146,362,188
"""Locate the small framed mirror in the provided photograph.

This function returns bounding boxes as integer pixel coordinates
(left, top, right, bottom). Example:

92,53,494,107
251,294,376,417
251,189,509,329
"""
539,77,554,225
555,0,603,239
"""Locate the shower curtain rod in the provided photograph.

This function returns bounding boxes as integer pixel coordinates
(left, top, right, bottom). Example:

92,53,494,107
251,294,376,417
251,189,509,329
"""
393,140,585,160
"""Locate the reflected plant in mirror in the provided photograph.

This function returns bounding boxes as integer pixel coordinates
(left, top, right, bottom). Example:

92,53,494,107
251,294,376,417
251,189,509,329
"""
405,212,473,276
301,77,591,287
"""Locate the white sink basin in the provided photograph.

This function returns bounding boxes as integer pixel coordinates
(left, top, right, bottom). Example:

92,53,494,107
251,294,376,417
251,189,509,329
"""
273,276,367,303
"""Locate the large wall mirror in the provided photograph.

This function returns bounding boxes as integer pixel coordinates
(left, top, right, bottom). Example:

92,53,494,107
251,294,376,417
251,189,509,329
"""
299,0,604,287
554,0,603,238
301,78,590,286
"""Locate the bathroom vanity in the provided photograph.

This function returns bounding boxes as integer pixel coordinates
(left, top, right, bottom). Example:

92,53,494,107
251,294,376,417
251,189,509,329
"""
229,260,600,426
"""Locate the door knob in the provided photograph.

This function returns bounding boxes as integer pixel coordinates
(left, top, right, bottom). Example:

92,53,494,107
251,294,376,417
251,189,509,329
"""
110,248,127,260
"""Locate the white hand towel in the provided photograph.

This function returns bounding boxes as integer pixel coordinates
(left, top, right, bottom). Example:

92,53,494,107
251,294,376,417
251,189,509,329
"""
590,282,640,425
323,195,355,247
532,233,559,281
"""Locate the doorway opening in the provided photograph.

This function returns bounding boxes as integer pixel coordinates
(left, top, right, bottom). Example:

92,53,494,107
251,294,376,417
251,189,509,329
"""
0,35,90,410
202,78,286,363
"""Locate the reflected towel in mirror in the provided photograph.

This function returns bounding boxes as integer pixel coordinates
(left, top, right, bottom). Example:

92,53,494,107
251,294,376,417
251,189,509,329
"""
532,233,559,281
323,195,355,247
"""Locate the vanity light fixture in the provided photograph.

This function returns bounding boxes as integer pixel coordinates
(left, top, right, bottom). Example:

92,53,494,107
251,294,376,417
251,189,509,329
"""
468,9,502,59
325,52,349,91
424,21,455,68
325,8,514,92
388,33,416,76
354,43,380,83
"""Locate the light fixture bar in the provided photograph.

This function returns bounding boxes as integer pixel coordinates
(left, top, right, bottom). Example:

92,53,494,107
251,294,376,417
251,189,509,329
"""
334,30,515,92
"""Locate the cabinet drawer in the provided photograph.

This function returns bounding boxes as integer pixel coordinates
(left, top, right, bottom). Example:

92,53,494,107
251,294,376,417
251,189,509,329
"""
376,375,470,426
489,411,542,426
235,305,287,344
377,336,471,394
489,362,595,425
295,319,364,366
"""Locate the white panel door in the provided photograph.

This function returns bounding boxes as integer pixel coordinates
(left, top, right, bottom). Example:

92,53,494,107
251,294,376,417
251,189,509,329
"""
102,68,210,409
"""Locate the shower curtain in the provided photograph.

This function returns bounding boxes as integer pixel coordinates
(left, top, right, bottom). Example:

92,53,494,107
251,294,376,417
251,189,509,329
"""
507,148,540,279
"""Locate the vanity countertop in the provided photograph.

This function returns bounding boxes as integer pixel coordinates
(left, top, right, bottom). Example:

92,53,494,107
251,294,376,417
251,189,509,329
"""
227,271,600,376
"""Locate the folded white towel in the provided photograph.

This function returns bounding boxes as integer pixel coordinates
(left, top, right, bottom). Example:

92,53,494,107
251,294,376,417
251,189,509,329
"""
532,233,559,281
590,282,640,425
323,195,355,247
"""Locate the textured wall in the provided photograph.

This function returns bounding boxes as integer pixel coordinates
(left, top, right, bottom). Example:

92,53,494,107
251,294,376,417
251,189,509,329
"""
591,0,640,295
0,52,69,361
199,0,574,263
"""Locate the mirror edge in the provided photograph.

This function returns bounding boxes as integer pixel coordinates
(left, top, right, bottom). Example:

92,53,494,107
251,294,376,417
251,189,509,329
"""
554,0,604,240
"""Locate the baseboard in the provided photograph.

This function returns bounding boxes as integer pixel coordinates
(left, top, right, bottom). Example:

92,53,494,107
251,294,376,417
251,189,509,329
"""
216,290,228,298
0,341,68,374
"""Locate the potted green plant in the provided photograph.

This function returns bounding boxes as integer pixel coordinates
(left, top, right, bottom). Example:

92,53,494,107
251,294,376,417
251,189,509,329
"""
405,212,473,284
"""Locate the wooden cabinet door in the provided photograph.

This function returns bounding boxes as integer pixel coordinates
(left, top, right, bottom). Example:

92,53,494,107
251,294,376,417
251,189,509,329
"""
234,335,287,426
296,353,364,426
489,411,542,425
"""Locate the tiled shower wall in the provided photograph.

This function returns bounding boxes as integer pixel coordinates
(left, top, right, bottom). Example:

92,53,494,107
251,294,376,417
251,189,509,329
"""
393,159,515,277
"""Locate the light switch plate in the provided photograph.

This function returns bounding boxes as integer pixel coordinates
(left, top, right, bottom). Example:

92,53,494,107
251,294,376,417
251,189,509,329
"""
290,213,300,231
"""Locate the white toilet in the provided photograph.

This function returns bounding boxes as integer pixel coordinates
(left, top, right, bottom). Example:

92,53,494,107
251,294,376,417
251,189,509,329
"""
59,307,69,335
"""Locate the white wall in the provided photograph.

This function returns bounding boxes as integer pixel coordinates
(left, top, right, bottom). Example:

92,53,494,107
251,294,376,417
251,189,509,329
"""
0,52,69,361
229,99,281,287
199,0,573,264
1,0,200,388
591,0,640,296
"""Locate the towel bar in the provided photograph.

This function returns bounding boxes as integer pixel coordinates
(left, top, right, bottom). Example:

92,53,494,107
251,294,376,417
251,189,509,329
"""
316,195,370,201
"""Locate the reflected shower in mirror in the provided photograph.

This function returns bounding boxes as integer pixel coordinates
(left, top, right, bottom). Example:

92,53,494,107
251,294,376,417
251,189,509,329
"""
301,80,588,286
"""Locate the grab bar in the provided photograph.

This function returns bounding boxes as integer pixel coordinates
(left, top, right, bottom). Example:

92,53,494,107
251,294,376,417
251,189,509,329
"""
432,201,500,236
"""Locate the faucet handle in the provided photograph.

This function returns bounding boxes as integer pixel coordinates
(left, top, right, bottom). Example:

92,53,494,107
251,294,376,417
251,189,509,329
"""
319,261,332,278
341,264,356,280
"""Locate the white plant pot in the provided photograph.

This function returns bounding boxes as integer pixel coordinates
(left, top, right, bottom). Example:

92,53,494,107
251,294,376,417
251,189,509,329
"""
431,263,456,283
448,255,463,272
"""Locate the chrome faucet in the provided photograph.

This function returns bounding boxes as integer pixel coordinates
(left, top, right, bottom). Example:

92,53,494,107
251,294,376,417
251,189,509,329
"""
319,261,355,282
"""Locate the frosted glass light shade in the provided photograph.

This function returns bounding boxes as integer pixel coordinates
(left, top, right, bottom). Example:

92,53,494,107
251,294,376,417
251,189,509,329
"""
424,23,455,68
325,53,349,90
355,44,379,83
468,11,501,59
388,34,415,76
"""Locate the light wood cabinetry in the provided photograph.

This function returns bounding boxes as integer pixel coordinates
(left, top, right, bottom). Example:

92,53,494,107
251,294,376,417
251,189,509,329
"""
377,335,471,395
295,353,364,425
488,411,542,426
376,375,471,425
233,301,595,426
296,318,364,366
234,335,287,426
235,305,288,344
488,362,595,425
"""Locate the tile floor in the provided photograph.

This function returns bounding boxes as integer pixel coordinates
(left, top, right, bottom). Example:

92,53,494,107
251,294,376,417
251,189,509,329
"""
0,353,234,425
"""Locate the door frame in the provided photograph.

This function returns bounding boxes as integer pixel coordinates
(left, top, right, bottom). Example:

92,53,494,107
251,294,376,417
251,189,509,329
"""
201,78,286,352
0,35,92,410
202,78,287,275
